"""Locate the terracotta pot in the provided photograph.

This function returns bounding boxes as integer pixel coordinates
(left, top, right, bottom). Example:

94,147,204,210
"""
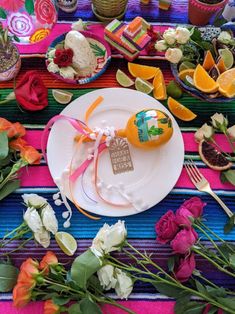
188,0,229,26
0,43,21,82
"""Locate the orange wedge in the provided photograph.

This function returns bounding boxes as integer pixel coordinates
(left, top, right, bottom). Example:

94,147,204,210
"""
216,57,226,73
217,68,235,98
153,69,167,100
202,51,215,71
194,64,219,93
178,68,195,81
128,62,159,80
167,97,197,121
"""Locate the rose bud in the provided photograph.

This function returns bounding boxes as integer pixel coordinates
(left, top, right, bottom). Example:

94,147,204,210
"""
155,210,179,244
44,299,60,314
171,228,198,254
181,197,206,218
39,251,58,275
174,253,196,282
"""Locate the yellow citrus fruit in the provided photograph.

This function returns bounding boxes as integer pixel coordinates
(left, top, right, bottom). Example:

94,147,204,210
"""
202,50,215,71
167,97,197,121
178,68,195,81
135,77,154,94
153,69,167,100
194,64,219,93
128,62,159,80
55,232,77,256
52,89,73,104
217,68,235,98
216,57,226,73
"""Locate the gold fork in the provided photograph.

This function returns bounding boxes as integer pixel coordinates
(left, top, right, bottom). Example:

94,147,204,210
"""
185,159,234,219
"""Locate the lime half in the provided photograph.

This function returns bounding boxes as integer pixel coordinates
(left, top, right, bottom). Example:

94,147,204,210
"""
55,232,77,256
52,89,73,104
184,75,195,88
179,61,196,72
218,49,234,70
116,69,134,87
135,77,154,94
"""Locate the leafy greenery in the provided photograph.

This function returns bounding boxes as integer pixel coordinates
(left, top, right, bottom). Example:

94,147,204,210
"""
221,170,235,186
0,263,19,292
224,214,235,234
25,0,34,14
80,298,102,314
0,131,9,160
90,43,106,57
0,8,7,19
0,179,20,201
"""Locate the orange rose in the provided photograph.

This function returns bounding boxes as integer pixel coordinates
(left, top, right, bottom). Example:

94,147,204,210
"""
13,283,32,308
44,299,60,314
20,258,39,275
20,145,42,165
0,117,12,131
17,270,36,288
9,138,28,151
39,251,58,275
8,122,26,138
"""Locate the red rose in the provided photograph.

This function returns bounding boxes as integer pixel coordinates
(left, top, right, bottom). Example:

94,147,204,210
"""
54,48,74,68
174,253,196,282
155,210,179,244
35,0,57,25
171,228,198,254
181,197,206,218
175,206,193,229
15,71,48,111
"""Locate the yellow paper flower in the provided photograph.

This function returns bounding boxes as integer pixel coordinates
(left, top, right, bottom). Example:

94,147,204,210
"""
29,28,50,43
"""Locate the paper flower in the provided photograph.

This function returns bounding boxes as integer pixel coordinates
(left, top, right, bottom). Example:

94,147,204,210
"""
29,28,50,43
35,0,57,25
0,0,24,12
7,12,34,37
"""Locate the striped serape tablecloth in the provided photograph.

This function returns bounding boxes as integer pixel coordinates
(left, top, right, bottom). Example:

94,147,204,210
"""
1,2,235,314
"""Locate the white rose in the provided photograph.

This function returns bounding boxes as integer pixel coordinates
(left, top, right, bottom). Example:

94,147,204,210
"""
194,123,214,142
34,228,51,248
218,31,232,44
97,265,117,290
91,221,127,258
211,113,228,130
175,27,191,44
227,125,235,141
47,48,56,59
155,40,167,52
41,204,58,235
72,19,85,31
24,207,43,233
165,48,183,64
47,61,60,73
22,194,47,208
163,28,176,45
59,66,77,79
115,269,133,299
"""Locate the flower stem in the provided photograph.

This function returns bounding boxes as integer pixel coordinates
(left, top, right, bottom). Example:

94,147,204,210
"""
210,138,232,159
0,236,33,256
0,227,30,248
2,222,26,241
92,295,136,314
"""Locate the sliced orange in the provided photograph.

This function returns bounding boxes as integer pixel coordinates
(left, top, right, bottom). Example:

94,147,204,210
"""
202,51,215,71
167,97,197,121
178,68,195,81
153,69,167,100
217,68,235,98
128,62,159,80
216,57,226,73
194,64,219,93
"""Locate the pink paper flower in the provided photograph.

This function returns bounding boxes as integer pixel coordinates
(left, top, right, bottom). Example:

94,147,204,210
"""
181,197,206,218
174,253,196,282
155,210,179,244
171,228,198,254
35,0,57,25
7,12,34,37
0,0,24,12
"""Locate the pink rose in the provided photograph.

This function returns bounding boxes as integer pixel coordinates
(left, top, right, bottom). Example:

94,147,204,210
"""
174,253,196,282
175,206,193,228
181,197,206,218
171,228,198,254
155,210,179,244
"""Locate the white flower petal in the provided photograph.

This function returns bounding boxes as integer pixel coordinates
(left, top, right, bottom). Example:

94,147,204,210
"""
41,204,58,235
22,194,47,208
34,228,51,248
115,269,133,299
24,207,43,233
97,265,117,290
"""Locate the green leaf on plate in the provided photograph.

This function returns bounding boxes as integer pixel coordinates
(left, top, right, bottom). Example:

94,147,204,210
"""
0,132,9,160
221,170,235,186
0,8,7,19
0,263,19,292
25,0,34,14
0,179,20,201
80,298,102,314
224,214,235,234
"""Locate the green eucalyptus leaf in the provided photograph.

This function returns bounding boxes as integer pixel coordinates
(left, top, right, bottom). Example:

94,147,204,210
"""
206,286,227,298
0,132,9,160
71,249,101,289
25,0,34,14
0,180,20,201
0,8,7,19
224,215,235,234
80,298,102,314
153,282,183,298
221,170,235,186
68,303,82,314
195,280,207,295
0,264,19,292
52,295,71,306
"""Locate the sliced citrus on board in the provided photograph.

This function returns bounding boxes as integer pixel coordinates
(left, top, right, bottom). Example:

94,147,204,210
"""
218,48,234,70
55,232,77,256
128,62,159,80
52,89,73,104
167,97,197,121
153,69,167,100
199,140,232,171
135,77,154,94
178,68,195,81
194,64,219,93
216,57,226,73
217,68,235,97
116,69,134,87
202,50,215,71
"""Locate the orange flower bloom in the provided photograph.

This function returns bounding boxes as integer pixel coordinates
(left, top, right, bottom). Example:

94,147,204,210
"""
39,251,58,275
13,283,32,308
20,258,39,276
17,270,36,288
0,117,12,133
44,299,60,314
20,145,42,165
8,122,26,138
9,138,28,151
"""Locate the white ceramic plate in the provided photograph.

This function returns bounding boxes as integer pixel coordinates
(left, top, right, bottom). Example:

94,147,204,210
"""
47,88,184,217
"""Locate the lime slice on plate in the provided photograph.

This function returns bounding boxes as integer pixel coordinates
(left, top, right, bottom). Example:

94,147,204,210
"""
179,61,196,72
55,232,77,256
116,69,134,87
218,49,234,70
52,89,73,104
135,77,154,94
184,75,195,88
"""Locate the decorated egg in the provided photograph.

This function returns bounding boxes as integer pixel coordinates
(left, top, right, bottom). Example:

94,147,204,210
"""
118,109,173,149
